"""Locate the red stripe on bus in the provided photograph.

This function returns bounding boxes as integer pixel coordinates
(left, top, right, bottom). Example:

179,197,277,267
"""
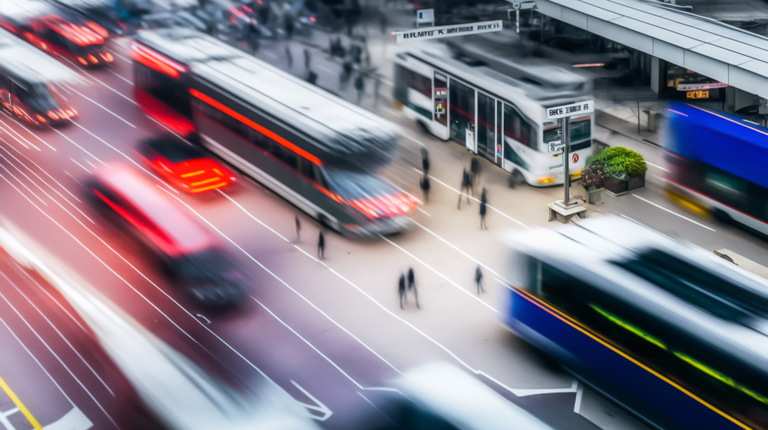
189,89,322,166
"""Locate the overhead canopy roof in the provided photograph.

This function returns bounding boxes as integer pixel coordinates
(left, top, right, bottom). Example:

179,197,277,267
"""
532,0,768,99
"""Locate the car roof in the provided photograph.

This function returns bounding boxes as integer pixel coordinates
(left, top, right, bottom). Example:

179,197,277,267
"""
142,136,206,162
94,165,214,255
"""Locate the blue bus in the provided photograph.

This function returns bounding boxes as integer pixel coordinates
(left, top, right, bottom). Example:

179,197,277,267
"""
664,101,768,236
504,216,768,430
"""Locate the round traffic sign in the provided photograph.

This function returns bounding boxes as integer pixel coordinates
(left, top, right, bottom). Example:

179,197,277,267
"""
572,153,579,164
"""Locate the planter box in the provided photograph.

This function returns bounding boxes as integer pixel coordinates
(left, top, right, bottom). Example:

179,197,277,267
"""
585,187,604,205
603,176,628,196
603,172,646,196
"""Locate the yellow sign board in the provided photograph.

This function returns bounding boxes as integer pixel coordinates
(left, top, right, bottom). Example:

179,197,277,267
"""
686,90,709,99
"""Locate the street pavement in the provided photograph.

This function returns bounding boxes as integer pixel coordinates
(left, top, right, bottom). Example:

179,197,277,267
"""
0,24,766,430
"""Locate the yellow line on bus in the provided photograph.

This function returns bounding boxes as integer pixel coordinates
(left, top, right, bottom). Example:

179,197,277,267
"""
0,375,43,430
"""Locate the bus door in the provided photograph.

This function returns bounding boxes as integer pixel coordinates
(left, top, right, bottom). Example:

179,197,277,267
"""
449,78,475,152
476,91,497,161
433,72,448,140
495,100,503,167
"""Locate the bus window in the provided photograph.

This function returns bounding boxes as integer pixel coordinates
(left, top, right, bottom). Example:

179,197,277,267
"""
705,169,747,209
477,92,495,158
393,64,431,119
570,117,591,142
504,103,534,149
135,62,192,119
449,79,474,145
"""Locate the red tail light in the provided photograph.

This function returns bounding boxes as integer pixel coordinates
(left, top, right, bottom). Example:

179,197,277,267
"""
310,16,317,22
85,22,109,38
349,193,418,219
88,53,98,63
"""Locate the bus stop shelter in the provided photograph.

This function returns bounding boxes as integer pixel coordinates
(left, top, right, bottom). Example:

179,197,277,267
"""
528,0,768,115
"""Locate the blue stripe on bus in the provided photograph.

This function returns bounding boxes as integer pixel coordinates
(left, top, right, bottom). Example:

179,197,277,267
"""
506,287,748,430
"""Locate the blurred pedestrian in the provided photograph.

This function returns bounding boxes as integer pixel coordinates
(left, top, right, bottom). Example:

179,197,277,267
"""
458,169,471,209
295,215,301,242
421,148,430,174
285,46,293,69
480,198,487,230
407,267,420,309
317,230,325,260
373,75,381,107
246,21,259,54
285,14,295,38
304,48,311,71
354,74,365,104
470,157,480,188
475,266,484,294
419,173,430,203
340,60,353,89
398,273,407,309
480,187,487,206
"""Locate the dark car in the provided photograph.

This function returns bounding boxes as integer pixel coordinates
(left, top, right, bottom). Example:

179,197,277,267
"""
88,164,248,307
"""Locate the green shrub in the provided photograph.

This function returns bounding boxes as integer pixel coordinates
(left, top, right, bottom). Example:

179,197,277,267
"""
588,146,647,180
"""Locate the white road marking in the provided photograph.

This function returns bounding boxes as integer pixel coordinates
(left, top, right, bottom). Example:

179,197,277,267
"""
646,161,668,172
218,191,289,242
164,188,400,374
380,78,394,87
357,392,396,424
318,65,335,74
104,47,131,63
84,159,98,170
291,381,333,422
382,106,403,117
256,297,363,389
0,285,118,428
43,407,92,430
0,270,115,396
416,168,532,230
0,155,48,206
0,135,80,202
64,89,135,128
403,134,425,147
196,314,210,325
411,220,503,279
59,62,137,106
106,68,133,85
0,314,76,406
574,381,584,413
70,158,90,174
416,207,431,217
0,123,38,151
53,129,104,165
633,194,715,231
380,236,499,313
0,114,56,151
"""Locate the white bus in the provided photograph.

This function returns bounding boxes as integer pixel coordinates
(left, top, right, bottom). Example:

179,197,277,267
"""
393,42,594,186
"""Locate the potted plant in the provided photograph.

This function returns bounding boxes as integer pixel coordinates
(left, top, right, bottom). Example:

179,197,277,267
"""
581,160,605,204
591,147,648,196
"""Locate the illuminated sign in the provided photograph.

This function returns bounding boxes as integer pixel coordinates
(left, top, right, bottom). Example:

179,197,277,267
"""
686,90,709,99
678,82,728,91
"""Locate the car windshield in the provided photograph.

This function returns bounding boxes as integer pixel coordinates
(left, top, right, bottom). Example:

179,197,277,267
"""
323,169,397,201
146,139,204,163
24,84,63,112
177,249,240,282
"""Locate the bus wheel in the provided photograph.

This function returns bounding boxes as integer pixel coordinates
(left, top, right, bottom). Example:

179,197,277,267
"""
417,120,430,136
712,208,731,224
513,170,526,186
508,175,516,189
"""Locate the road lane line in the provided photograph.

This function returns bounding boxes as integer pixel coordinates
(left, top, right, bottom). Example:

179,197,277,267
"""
416,207,431,217
14,262,89,335
380,236,499,313
66,121,180,194
53,129,104,165
633,194,715,231
106,68,133,85
0,113,55,151
415,168,532,230
357,392,396,425
0,270,115,397
411,220,503,280
0,375,43,430
70,158,90,174
104,47,130,63
254,298,363,389
403,134,425,147
0,287,118,428
318,65,335,74
646,162,668,172
163,188,400,374
0,155,48,206
59,60,137,106
218,191,289,242
0,124,36,151
382,107,403,117
63,89,135,128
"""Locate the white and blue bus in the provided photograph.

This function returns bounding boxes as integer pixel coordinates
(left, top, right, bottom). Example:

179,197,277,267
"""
393,42,594,187
664,101,768,236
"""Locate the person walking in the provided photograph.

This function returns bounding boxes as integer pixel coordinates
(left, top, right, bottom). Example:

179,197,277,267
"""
306,70,318,85
246,21,260,54
421,148,430,174
379,11,387,35
295,215,301,242
317,230,325,260
285,46,293,70
398,272,407,309
303,48,311,71
407,267,420,309
480,198,488,230
458,169,471,209
470,157,480,189
475,265,484,294
340,60,353,89
419,173,430,203
354,73,365,104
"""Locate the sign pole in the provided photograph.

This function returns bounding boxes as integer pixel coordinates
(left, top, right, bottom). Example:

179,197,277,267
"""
562,118,570,206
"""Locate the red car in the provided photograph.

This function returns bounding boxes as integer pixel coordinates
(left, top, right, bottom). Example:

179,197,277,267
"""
137,135,235,193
